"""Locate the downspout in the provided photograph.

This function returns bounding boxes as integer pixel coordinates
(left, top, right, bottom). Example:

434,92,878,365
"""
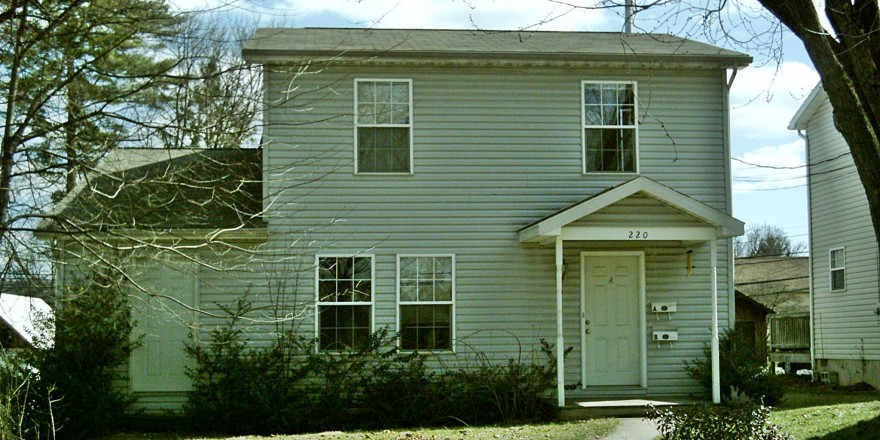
724,69,739,329
711,239,721,403
556,237,565,407
799,129,816,372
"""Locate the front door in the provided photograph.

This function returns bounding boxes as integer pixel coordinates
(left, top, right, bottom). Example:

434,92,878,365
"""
582,253,643,386
130,264,197,393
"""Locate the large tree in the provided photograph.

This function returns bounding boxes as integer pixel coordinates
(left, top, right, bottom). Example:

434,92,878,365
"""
0,0,179,249
156,15,262,150
758,1,880,244
0,2,266,285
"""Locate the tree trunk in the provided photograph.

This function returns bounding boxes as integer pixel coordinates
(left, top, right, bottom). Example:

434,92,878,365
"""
66,57,80,193
0,0,27,246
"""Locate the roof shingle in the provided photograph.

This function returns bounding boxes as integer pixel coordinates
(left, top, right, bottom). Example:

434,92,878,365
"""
243,27,751,67
52,149,263,233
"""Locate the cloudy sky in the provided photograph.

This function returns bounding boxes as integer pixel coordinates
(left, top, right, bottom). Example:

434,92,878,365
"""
174,0,820,250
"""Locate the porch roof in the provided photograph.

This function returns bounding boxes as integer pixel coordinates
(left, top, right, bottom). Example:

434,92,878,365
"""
518,177,744,244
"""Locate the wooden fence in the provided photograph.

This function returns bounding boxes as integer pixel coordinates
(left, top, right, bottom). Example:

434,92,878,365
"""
769,313,810,351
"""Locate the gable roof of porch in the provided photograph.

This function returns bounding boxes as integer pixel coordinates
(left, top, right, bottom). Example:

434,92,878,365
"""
518,177,744,244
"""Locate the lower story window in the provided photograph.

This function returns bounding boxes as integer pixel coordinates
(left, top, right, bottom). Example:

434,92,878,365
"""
317,255,373,351
398,255,454,351
319,305,371,351
400,304,451,350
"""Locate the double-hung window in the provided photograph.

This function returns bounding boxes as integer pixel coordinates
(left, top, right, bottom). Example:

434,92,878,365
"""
830,248,845,291
582,81,638,173
355,79,412,173
398,255,454,351
317,256,373,351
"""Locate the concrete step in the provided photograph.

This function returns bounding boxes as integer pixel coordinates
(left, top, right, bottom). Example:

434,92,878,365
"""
558,398,687,420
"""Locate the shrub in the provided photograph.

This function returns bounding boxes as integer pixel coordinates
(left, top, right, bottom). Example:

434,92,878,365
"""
184,299,563,434
184,298,316,434
684,329,784,405
0,350,43,439
27,275,137,439
438,340,562,425
647,401,792,440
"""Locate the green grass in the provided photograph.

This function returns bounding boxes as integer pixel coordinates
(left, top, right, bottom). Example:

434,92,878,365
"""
102,419,619,440
770,386,880,439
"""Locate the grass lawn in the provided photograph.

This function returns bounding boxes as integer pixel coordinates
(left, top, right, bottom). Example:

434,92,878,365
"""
103,419,619,440
771,383,880,439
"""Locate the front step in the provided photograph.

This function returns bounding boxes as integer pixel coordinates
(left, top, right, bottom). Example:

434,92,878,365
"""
558,398,687,420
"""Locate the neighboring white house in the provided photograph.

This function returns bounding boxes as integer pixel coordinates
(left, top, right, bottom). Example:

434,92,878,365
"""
790,85,880,388
46,28,750,412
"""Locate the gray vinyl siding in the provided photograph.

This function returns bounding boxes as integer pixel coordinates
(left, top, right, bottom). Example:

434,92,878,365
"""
262,62,734,397
570,194,708,228
806,94,880,362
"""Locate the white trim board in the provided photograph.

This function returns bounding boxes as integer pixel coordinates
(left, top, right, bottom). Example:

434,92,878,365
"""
519,177,744,243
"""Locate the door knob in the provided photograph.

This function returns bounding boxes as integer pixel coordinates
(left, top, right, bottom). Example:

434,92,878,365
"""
585,320,590,325
585,329,591,334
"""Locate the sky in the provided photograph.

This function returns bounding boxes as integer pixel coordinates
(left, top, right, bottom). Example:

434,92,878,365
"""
174,0,820,252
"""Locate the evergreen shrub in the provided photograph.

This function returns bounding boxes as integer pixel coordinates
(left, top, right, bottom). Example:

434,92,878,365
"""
184,299,561,434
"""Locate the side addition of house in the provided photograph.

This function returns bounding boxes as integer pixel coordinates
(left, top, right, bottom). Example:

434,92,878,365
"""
790,85,880,388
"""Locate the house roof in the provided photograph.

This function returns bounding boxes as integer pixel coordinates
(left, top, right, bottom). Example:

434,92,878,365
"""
789,83,825,130
243,28,752,68
0,293,53,347
46,148,263,234
735,290,775,316
735,256,809,314
518,176,744,243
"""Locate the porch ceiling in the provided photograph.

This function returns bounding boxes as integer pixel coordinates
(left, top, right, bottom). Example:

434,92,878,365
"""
518,177,744,244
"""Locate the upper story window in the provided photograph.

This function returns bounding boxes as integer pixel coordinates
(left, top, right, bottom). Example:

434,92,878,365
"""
830,247,845,291
582,81,638,173
355,79,412,174
398,255,454,351
316,255,373,351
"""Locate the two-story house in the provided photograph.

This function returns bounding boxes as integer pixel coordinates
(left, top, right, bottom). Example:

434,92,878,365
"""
790,84,880,388
49,28,750,412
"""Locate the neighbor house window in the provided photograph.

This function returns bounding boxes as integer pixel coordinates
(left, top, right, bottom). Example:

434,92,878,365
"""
582,81,638,173
398,255,454,351
355,79,412,173
830,248,845,291
316,256,373,350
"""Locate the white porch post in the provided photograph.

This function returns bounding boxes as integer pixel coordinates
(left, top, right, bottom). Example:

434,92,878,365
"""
555,236,565,407
710,239,721,403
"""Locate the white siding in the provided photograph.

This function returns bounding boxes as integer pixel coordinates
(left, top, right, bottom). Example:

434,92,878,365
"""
262,63,734,397
806,94,880,363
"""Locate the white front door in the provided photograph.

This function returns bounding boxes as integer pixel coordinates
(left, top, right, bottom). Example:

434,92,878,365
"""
582,253,643,386
130,265,197,393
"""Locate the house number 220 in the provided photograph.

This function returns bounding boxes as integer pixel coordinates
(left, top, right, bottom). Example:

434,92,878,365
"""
628,230,648,239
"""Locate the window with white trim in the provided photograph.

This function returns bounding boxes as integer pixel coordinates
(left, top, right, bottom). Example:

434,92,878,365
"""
582,81,638,173
317,256,372,350
830,248,845,291
355,79,412,173
398,255,454,351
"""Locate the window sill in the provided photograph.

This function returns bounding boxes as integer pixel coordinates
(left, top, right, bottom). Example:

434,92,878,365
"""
582,171,640,176
398,348,456,355
354,172,415,176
